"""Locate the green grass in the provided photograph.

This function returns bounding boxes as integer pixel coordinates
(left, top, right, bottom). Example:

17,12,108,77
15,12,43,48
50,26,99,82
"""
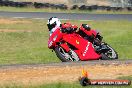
0,18,60,65
0,6,132,14
118,75,132,81
0,18,131,65
33,82,132,88
1,81,131,88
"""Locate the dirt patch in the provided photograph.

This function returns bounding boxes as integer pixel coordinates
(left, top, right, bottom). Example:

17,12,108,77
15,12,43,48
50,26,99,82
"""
0,19,31,24
0,64,131,86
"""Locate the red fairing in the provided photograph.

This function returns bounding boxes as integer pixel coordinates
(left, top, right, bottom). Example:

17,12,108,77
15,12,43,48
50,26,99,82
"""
61,22,78,29
80,42,101,60
48,27,64,48
91,30,98,37
79,25,97,37
61,22,72,29
48,23,101,61
60,43,70,52
63,33,100,60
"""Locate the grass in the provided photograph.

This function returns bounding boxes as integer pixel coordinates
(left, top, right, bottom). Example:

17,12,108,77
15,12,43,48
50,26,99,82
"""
2,83,132,88
0,6,132,14
0,18,60,65
33,82,132,88
118,75,132,81
0,18,131,65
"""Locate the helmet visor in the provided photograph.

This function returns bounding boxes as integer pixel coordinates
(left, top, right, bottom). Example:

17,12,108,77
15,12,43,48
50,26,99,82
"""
47,22,56,31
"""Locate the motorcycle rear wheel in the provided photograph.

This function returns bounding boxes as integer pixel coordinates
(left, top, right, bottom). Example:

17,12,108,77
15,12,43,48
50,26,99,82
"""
101,44,118,60
54,46,80,62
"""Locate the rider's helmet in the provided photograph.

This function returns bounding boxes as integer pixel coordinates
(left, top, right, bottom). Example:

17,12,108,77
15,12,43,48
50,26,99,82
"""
47,17,61,31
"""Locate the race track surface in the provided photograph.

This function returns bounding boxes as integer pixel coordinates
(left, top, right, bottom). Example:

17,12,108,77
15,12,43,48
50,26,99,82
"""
0,60,132,69
0,11,132,21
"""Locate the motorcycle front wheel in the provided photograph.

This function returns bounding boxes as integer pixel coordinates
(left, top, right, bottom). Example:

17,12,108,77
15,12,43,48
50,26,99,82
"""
54,46,80,62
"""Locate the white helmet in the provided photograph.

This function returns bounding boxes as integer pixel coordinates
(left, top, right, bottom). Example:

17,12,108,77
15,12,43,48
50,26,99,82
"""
47,17,61,31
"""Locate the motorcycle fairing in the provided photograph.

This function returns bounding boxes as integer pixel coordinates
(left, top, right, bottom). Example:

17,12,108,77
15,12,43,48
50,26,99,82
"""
48,28,64,49
60,43,70,52
63,33,100,60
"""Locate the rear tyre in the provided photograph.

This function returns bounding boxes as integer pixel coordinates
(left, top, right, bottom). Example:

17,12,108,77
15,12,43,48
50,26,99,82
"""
54,46,79,62
101,44,118,60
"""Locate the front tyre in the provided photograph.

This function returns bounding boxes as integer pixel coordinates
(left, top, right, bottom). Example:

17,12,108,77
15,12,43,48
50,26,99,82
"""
54,46,80,62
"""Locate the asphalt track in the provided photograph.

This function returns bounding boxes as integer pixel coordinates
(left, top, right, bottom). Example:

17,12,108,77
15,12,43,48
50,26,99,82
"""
0,60,132,69
0,11,132,21
0,11,132,68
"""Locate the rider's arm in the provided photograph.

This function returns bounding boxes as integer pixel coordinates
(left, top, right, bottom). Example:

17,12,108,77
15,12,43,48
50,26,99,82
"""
60,23,78,33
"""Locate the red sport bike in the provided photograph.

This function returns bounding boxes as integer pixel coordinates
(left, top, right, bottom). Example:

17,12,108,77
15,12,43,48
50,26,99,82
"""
48,24,118,62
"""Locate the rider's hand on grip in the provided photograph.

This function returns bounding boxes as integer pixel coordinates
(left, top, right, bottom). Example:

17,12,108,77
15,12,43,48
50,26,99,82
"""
61,28,67,33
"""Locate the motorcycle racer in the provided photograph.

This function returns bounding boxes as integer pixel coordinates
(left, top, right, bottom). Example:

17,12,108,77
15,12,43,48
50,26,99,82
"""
47,17,118,61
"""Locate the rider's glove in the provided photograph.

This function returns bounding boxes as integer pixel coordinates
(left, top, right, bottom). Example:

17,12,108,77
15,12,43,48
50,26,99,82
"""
61,28,67,33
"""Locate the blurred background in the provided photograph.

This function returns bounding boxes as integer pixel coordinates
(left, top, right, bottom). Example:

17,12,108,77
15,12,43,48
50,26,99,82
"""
0,0,132,11
7,0,132,7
